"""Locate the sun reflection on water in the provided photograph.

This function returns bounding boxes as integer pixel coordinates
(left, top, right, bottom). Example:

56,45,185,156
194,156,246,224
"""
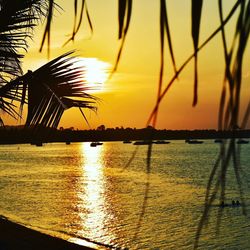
78,142,114,243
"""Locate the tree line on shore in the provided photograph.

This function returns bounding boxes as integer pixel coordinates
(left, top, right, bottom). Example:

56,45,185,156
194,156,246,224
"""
0,126,249,144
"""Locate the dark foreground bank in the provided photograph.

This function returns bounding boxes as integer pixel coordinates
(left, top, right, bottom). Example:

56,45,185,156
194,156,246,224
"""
0,217,99,250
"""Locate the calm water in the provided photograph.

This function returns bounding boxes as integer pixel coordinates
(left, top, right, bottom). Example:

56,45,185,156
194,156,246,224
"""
0,141,250,249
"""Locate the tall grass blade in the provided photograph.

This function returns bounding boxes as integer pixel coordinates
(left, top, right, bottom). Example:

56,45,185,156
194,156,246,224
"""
218,0,233,130
85,2,93,33
112,0,132,73
152,0,166,127
218,83,226,130
147,1,241,126
191,0,203,106
39,0,54,58
63,0,93,47
63,0,84,46
79,106,91,128
152,0,177,127
74,0,78,34
118,0,126,39
162,0,177,74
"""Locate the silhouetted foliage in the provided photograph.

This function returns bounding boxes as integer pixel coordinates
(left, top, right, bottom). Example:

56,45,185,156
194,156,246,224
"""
0,1,250,249
0,0,97,129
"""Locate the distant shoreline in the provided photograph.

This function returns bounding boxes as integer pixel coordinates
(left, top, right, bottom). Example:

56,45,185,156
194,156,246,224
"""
0,127,249,145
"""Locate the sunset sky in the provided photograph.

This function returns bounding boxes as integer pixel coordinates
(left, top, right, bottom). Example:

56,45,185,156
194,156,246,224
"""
5,0,250,130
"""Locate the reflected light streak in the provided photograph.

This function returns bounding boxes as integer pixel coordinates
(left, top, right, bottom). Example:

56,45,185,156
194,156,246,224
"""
78,142,113,241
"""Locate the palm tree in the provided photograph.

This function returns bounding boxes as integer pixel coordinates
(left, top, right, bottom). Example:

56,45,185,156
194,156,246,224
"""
0,0,97,128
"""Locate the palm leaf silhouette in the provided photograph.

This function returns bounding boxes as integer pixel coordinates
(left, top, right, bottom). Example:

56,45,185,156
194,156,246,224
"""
26,51,97,128
194,1,250,248
191,0,203,106
0,0,48,81
152,0,177,126
39,0,54,58
0,51,97,128
112,0,132,73
63,0,93,46
0,0,49,121
147,1,241,126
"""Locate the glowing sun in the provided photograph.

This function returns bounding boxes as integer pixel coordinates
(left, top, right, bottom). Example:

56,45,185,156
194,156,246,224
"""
74,58,111,92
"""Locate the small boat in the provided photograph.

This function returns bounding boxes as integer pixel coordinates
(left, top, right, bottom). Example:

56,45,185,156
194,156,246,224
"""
35,142,43,147
214,139,223,143
65,141,71,145
90,142,103,147
123,140,132,144
133,140,153,145
186,139,203,144
154,140,170,144
237,139,249,144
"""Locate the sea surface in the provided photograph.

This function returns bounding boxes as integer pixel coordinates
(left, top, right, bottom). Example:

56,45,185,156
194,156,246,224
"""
0,140,250,249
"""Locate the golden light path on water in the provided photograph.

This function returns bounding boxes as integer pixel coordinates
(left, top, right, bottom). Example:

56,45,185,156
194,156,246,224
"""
70,143,115,248
81,143,106,232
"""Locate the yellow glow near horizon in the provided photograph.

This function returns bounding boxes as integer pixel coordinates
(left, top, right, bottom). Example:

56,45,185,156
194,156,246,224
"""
7,1,250,130
74,58,111,93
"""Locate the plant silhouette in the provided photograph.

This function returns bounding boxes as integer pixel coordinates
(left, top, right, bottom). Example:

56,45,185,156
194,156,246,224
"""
0,1,97,129
0,1,250,249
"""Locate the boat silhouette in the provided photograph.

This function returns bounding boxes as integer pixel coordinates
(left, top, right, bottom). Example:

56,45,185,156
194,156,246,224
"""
185,139,203,144
237,139,249,144
154,140,170,144
133,140,152,145
123,140,132,144
90,142,103,147
214,139,223,143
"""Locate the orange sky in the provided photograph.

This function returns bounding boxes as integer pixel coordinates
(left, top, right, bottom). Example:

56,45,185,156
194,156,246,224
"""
4,0,250,130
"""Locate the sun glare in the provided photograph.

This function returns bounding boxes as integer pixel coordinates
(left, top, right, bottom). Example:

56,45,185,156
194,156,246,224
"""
74,58,111,93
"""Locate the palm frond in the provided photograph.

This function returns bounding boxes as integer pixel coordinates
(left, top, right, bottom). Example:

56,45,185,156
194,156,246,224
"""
112,0,132,73
0,51,98,127
194,1,250,248
147,0,241,126
63,0,93,46
191,0,203,106
39,0,54,58
0,97,20,118
0,116,4,127
23,51,97,128
0,75,26,120
160,0,177,75
118,0,127,39
152,0,177,127
0,0,49,81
